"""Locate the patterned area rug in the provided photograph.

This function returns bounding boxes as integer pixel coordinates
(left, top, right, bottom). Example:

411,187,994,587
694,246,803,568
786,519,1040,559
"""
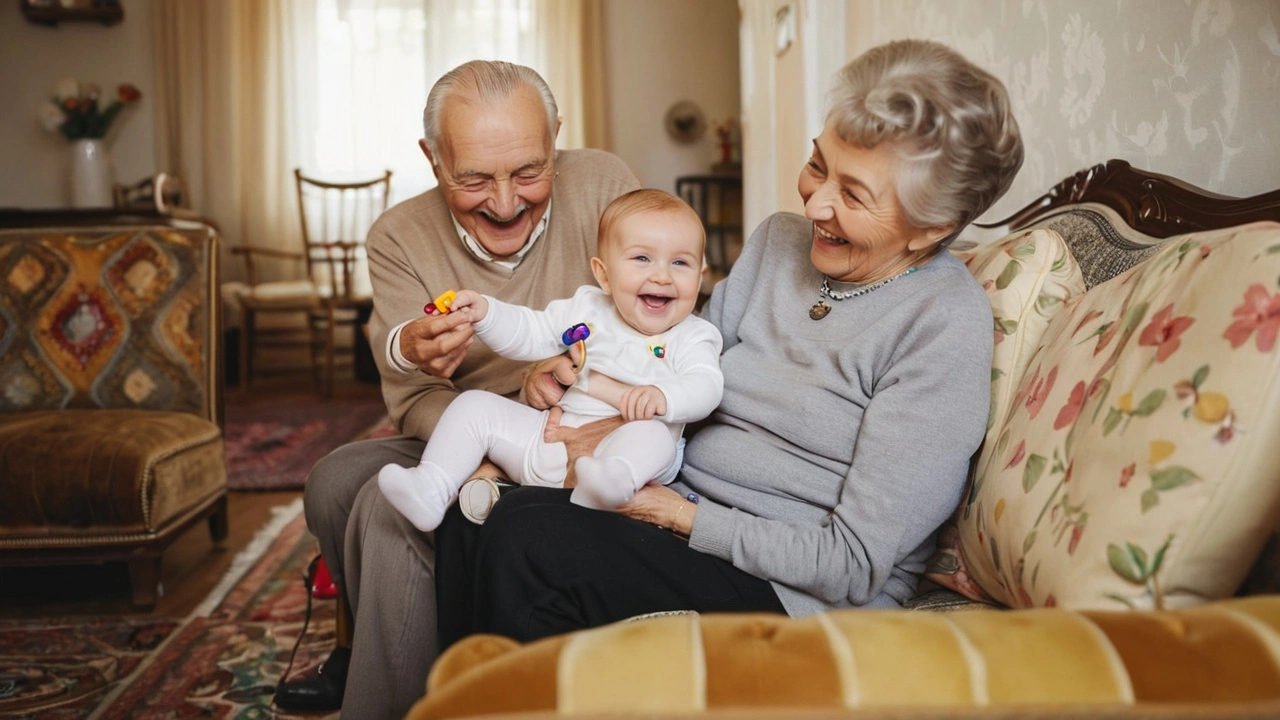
225,393,394,490
0,501,339,720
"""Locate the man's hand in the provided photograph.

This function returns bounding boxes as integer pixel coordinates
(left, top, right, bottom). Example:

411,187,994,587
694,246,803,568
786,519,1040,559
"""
399,311,475,378
543,408,626,487
619,385,666,421
521,343,583,410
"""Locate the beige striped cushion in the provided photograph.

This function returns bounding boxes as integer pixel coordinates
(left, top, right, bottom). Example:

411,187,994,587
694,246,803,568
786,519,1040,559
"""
407,596,1280,719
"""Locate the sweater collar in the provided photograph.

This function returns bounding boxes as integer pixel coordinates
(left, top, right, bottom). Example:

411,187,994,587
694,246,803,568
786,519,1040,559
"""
450,200,552,270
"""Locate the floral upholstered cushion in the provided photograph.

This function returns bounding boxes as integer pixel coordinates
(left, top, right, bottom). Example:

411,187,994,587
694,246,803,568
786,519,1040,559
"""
957,222,1280,610
924,229,1085,602
953,228,1086,436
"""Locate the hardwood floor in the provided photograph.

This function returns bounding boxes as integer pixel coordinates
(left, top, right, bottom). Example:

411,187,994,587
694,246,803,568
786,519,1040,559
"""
0,369,383,620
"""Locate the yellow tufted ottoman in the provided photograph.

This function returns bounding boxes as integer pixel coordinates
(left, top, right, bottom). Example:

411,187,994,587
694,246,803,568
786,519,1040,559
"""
0,224,227,608
409,596,1280,719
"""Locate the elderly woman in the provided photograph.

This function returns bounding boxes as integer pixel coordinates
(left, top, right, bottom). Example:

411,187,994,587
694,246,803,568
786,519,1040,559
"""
439,38,1023,641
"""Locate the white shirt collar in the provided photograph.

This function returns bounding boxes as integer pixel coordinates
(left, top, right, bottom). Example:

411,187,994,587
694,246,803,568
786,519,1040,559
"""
450,201,552,270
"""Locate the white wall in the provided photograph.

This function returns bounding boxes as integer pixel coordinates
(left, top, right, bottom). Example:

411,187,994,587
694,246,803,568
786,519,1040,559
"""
741,0,1280,244
0,0,157,209
602,0,740,192
737,0,843,236
0,2,740,210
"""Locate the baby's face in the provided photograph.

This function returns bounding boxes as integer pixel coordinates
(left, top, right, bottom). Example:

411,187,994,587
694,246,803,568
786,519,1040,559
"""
592,209,704,336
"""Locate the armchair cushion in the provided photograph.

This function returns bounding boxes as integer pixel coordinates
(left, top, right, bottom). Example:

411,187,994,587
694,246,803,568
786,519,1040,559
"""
0,409,223,540
960,222,1280,610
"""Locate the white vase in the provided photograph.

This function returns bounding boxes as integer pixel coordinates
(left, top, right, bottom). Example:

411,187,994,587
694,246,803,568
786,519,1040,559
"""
69,139,114,208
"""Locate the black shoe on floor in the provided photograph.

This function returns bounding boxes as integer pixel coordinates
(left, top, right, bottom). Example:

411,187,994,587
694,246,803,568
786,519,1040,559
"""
273,645,350,712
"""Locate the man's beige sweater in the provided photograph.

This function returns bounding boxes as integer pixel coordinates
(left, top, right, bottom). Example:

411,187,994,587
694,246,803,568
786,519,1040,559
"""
366,149,640,439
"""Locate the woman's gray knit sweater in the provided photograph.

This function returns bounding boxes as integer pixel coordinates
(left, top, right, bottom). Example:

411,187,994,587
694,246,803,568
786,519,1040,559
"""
675,212,993,617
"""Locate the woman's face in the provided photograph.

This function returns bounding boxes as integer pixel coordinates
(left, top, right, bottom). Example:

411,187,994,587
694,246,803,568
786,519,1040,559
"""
798,123,948,284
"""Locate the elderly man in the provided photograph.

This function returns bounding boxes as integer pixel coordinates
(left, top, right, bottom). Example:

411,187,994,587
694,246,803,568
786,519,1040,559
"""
274,60,640,717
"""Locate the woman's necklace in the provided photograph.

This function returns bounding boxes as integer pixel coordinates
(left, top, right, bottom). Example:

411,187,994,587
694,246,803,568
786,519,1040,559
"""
809,267,917,321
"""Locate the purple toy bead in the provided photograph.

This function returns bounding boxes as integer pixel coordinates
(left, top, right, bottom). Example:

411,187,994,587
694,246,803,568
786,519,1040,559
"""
562,323,590,345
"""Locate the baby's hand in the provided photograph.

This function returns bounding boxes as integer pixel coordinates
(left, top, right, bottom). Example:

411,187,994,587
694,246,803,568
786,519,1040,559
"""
448,290,489,321
619,385,666,421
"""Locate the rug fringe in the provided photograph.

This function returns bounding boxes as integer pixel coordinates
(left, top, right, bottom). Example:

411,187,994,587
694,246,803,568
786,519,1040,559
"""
193,498,305,618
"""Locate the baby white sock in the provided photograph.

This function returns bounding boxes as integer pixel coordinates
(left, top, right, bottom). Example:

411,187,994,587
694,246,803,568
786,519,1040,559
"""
571,455,641,510
377,463,454,532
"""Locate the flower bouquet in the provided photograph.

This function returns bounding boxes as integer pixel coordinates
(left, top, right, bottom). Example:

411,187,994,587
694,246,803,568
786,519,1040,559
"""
39,78,142,141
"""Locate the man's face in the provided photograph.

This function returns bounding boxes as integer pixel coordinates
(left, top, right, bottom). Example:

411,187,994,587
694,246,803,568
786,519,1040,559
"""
424,86,557,259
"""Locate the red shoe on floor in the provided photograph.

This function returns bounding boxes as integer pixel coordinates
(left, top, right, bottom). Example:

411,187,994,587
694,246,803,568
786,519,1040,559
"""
310,555,338,599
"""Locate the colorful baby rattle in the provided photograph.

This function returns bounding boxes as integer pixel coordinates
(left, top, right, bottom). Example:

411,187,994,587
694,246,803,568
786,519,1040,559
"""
423,290,457,316
562,322,590,370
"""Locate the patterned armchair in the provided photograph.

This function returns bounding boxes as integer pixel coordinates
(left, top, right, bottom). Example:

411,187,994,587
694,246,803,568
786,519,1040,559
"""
0,221,227,608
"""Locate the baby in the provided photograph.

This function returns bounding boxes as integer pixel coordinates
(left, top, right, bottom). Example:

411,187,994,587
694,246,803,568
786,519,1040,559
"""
378,188,723,532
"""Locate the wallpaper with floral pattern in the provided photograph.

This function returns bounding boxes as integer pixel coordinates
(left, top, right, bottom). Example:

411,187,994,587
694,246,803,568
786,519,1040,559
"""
844,0,1280,234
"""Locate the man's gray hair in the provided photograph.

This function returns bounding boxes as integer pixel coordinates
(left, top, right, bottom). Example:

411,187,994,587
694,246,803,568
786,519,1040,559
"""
422,60,559,163
827,39,1024,246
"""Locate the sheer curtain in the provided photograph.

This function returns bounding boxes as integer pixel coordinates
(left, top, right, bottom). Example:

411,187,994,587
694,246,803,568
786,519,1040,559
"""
151,0,603,282
304,0,606,204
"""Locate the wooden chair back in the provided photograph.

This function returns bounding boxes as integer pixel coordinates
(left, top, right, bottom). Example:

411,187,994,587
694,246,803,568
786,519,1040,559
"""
293,169,392,307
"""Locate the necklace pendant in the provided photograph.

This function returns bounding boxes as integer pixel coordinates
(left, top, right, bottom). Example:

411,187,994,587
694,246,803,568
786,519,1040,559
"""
809,301,830,320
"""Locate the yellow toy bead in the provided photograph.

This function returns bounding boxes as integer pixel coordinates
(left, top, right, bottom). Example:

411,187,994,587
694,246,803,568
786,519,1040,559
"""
433,290,457,314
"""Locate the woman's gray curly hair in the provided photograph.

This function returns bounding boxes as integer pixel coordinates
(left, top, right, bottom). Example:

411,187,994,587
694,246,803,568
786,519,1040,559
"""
828,39,1024,246
422,60,559,162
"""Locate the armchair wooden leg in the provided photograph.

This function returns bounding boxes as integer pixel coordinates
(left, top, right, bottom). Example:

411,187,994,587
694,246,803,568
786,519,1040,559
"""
239,306,253,390
207,494,229,546
307,311,326,397
325,305,337,398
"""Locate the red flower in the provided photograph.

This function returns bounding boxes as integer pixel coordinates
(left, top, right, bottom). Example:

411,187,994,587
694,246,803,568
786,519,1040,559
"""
1068,524,1085,555
1223,284,1280,352
1138,303,1195,362
1119,462,1136,488
62,97,78,111
1011,365,1036,412
1005,439,1026,469
117,83,142,103
1025,366,1057,420
1054,381,1086,430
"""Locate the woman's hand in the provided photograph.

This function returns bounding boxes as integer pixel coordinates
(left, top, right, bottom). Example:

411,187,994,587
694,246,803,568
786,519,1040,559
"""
618,485,695,536
543,408,626,486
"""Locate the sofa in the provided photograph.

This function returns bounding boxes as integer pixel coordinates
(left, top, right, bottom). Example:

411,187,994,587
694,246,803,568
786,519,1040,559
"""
404,161,1280,719
0,216,228,608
